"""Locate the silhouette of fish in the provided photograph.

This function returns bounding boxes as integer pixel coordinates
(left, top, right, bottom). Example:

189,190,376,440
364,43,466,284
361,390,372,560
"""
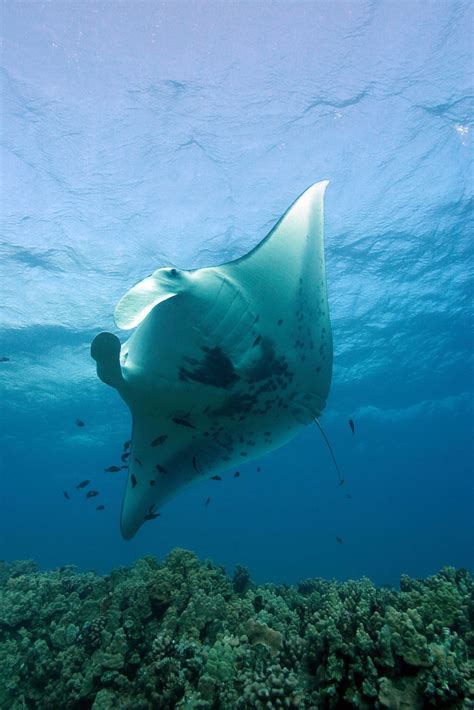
96,505,105,511
105,465,121,472
0,356,10,362
336,536,343,544
86,490,99,498
63,491,70,500
210,475,222,481
172,417,196,430
76,419,85,427
349,419,355,435
151,435,168,447
144,511,160,521
144,505,160,521
76,480,90,489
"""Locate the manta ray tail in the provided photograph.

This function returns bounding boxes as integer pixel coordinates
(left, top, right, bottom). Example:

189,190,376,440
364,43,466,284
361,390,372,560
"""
314,418,344,486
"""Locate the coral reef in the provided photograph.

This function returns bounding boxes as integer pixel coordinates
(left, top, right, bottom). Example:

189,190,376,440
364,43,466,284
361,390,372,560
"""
0,549,472,709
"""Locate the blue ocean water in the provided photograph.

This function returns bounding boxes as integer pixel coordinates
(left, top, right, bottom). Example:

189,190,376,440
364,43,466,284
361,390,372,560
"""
0,1,472,587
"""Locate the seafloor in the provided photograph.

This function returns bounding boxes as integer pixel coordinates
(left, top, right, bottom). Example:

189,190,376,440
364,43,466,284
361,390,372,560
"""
0,549,472,709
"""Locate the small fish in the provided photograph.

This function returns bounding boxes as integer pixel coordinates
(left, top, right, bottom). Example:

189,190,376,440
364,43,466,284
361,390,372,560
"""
75,419,85,427
155,464,167,474
149,480,156,486
144,505,160,521
346,494,352,500
63,491,70,500
120,465,128,469
257,467,261,472
86,490,99,498
172,417,196,429
205,497,211,506
0,356,10,362
338,479,345,486
336,536,343,544
349,419,355,435
192,456,200,473
121,452,130,462
96,505,105,511
134,458,142,466
123,440,131,451
76,480,90,489
210,475,222,481
131,474,137,488
104,465,121,473
151,435,168,447
233,471,240,478
144,511,160,521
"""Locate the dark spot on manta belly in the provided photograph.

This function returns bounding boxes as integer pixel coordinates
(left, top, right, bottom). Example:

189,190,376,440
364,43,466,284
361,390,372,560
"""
247,337,290,382
151,435,168,447
179,346,239,389
131,474,137,488
213,391,258,417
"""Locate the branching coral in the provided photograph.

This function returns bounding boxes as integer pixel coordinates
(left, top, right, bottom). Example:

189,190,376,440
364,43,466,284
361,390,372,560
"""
0,551,472,708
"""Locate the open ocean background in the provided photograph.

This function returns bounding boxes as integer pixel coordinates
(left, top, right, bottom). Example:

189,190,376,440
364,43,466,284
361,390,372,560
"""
0,0,472,587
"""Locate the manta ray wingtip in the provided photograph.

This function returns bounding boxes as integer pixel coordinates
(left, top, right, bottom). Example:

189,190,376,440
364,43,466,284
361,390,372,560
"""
120,521,136,541
310,179,329,194
120,504,143,540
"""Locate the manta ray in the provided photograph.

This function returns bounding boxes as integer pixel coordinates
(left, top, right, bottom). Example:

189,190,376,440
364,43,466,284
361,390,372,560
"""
91,180,333,539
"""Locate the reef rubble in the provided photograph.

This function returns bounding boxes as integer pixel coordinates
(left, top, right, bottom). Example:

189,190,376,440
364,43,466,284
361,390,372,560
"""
0,549,472,708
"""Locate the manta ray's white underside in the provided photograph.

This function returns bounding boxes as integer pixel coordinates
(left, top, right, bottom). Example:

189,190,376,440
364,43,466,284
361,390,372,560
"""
91,181,333,539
